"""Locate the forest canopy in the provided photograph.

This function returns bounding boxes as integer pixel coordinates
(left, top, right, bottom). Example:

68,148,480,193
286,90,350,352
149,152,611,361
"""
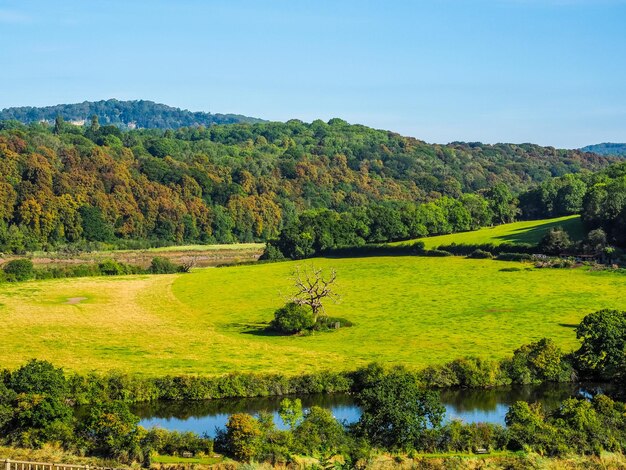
0,117,615,253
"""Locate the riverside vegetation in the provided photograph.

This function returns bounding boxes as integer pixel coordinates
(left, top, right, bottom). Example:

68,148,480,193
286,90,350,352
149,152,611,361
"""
2,114,626,467
1,308,625,466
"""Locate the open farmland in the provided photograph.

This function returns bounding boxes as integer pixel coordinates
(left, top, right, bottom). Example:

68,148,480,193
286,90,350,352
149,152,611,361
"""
1,242,624,376
391,214,584,249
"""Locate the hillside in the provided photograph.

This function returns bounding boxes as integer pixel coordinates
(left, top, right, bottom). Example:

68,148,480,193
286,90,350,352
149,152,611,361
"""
0,118,616,253
581,143,626,157
391,215,583,249
0,99,263,129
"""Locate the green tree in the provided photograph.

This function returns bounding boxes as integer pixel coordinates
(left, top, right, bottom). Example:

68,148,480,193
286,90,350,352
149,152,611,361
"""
538,227,572,255
575,309,626,381
293,406,347,457
354,368,444,450
80,401,140,460
278,397,303,429
486,183,518,224
222,413,262,462
508,338,572,384
9,359,68,398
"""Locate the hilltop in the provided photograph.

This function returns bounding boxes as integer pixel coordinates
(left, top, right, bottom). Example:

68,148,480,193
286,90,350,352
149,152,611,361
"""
0,99,264,129
581,142,626,157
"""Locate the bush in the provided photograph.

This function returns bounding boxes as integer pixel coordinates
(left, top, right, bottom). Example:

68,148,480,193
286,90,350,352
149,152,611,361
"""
424,249,453,257
270,303,315,334
539,227,572,255
259,243,285,261
98,259,125,275
467,249,493,259
149,257,179,274
3,258,34,282
496,252,533,262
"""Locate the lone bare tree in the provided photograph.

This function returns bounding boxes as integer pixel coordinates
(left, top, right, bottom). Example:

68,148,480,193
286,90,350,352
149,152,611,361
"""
287,264,340,322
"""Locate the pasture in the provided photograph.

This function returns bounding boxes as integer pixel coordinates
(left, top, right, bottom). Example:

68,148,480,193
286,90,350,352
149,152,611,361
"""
391,214,584,249
1,251,624,376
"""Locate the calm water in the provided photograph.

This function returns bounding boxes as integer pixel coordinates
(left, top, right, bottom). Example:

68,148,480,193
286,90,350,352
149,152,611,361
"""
132,382,616,438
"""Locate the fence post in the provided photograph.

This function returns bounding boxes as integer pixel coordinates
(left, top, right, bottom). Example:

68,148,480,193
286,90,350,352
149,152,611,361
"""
5,459,10,470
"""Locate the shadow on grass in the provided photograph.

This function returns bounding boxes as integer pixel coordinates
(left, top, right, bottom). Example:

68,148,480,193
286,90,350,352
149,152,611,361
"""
558,323,579,329
494,217,583,245
228,322,288,337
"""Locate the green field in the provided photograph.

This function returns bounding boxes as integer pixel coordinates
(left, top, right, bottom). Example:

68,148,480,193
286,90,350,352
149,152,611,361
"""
1,217,624,377
391,214,584,249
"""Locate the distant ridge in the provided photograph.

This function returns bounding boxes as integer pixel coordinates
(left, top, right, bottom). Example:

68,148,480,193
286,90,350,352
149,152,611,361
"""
581,143,626,157
0,99,264,129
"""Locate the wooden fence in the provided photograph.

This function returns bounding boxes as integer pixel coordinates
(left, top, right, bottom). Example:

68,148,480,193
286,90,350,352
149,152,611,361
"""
3,460,123,470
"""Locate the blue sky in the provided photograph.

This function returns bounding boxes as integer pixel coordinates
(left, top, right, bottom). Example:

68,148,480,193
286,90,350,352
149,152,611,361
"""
1,0,625,148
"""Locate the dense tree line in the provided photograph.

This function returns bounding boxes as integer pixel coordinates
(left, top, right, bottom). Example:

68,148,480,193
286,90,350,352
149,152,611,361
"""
581,142,626,157
0,118,612,254
519,162,626,247
0,99,262,129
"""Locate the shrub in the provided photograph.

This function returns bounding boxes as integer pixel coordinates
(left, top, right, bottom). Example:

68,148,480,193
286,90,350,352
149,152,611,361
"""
259,243,285,261
539,227,572,255
149,257,178,274
424,249,453,257
467,249,493,259
270,303,315,334
496,252,533,262
98,259,125,275
3,258,34,282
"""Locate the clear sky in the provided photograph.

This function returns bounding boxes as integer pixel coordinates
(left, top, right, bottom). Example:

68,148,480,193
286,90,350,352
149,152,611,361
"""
1,0,625,148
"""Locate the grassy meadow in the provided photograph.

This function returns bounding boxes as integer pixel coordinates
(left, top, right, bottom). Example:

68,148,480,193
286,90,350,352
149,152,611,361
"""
1,216,625,377
391,214,584,249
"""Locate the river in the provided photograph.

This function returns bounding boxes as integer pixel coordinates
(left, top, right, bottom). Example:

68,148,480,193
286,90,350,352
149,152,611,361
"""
131,382,616,438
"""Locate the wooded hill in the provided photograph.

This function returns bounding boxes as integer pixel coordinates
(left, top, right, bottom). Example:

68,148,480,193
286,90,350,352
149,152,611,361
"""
581,143,626,157
0,99,263,129
0,117,615,253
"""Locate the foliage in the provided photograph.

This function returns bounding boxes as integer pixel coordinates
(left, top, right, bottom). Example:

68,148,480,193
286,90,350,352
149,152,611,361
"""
79,401,141,461
0,118,612,253
270,303,315,334
354,367,445,450
467,249,493,259
575,309,626,381
149,256,179,274
278,398,303,429
506,338,573,384
292,406,348,457
539,227,573,255
2,259,34,282
0,99,262,129
581,142,626,157
219,413,263,462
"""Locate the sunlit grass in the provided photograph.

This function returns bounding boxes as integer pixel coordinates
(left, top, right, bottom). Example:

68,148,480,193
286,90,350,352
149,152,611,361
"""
390,215,584,249
1,247,624,376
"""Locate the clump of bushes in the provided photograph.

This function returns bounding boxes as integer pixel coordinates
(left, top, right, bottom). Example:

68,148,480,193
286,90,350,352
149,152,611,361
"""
467,249,493,259
1,257,189,284
2,258,34,281
149,256,179,274
535,258,577,269
270,303,315,334
496,252,533,262
424,249,453,257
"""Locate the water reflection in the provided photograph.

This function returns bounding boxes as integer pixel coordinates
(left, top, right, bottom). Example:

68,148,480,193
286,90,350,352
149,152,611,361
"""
131,382,619,438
